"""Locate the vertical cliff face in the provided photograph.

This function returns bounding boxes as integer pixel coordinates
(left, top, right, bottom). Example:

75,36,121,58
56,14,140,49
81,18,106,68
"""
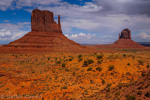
119,28,131,39
31,9,62,33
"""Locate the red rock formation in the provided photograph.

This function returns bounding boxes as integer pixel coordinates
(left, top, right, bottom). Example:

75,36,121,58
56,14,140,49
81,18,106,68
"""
113,28,144,48
31,9,62,33
119,28,131,39
0,9,94,53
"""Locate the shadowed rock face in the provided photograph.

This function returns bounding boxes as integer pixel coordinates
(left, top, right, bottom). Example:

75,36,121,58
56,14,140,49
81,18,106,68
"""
31,9,62,33
119,29,131,39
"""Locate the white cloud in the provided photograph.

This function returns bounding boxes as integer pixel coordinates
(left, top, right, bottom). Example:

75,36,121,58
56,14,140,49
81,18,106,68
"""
132,32,150,42
137,32,150,39
0,0,150,43
16,0,61,8
0,0,13,11
0,22,30,42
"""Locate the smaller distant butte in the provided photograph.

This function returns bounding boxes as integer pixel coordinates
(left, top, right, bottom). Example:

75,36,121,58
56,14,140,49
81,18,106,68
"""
113,28,144,48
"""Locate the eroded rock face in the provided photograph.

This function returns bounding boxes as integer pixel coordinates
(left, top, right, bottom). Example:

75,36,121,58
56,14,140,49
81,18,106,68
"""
119,29,131,39
31,9,62,33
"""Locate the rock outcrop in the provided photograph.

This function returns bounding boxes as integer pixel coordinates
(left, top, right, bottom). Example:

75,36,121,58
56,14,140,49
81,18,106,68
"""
31,9,62,33
119,28,131,39
0,9,94,53
113,28,144,48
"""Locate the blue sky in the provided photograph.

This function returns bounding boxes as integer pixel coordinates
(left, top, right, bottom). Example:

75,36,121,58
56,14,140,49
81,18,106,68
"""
0,0,150,44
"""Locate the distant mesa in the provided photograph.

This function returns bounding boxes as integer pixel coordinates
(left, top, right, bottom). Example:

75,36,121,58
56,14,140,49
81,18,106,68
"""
0,9,93,53
113,28,144,48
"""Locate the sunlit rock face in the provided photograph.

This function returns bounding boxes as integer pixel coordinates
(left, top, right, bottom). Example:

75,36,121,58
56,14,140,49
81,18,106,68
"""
31,9,62,33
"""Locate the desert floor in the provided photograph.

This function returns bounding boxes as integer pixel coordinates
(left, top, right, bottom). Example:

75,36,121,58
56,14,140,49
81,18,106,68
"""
0,49,150,100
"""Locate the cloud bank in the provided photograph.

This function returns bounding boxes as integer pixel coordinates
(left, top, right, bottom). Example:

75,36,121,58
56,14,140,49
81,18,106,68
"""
0,0,150,43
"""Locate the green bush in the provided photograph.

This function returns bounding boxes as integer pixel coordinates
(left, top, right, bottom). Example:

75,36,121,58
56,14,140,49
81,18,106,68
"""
48,57,50,60
123,54,126,57
127,63,130,66
97,60,103,64
97,55,103,59
126,95,136,100
87,68,92,71
88,59,94,64
83,61,88,67
56,61,61,64
102,79,105,84
138,60,144,65
108,65,115,71
96,67,102,72
61,86,68,89
79,58,83,61
78,54,82,58
62,63,66,67
126,72,131,75
69,58,72,61
83,59,94,67
146,65,150,68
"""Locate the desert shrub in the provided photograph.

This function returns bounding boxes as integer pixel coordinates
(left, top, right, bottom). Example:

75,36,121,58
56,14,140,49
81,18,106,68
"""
61,86,68,89
32,70,35,73
108,65,115,71
62,63,65,67
78,54,82,58
83,61,88,67
126,95,136,100
96,67,102,72
127,63,130,66
106,88,110,92
90,80,94,84
138,60,144,65
97,55,103,59
69,58,72,61
56,61,61,64
88,59,94,64
55,57,57,61
72,71,76,76
83,59,94,67
65,68,69,71
79,58,83,61
115,91,121,96
126,72,131,75
87,68,92,71
106,83,112,88
48,57,50,60
97,60,103,64
102,79,105,84
146,65,150,68
123,54,126,57
145,91,150,97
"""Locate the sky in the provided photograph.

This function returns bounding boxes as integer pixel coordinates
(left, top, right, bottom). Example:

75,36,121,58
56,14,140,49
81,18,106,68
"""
0,0,150,44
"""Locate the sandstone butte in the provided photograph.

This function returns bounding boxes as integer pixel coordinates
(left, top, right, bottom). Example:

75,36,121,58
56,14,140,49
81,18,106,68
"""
112,28,144,48
0,9,94,53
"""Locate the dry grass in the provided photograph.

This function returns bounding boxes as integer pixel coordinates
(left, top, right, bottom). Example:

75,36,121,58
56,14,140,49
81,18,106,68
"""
0,51,150,99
